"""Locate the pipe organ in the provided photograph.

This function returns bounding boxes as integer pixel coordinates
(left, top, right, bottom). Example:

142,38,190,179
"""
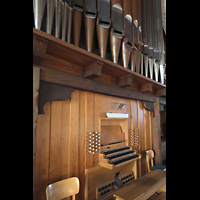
33,0,166,84
33,1,166,199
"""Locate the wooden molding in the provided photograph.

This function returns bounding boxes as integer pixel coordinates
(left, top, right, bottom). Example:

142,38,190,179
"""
39,65,159,103
83,60,104,79
33,35,49,64
117,74,134,87
38,80,74,114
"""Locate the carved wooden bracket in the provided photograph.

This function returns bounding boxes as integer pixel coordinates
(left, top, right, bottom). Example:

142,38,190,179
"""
117,74,134,87
154,88,166,97
83,60,104,79
38,80,74,114
33,35,49,64
142,101,154,117
139,83,153,92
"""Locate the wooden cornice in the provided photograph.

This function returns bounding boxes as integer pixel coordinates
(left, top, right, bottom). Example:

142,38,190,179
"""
33,28,166,105
38,65,165,105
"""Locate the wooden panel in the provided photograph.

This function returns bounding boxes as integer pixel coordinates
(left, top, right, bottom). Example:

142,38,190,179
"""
93,93,106,167
48,101,62,184
152,98,162,165
86,92,94,168
146,110,152,151
60,100,71,180
41,54,83,76
34,102,51,200
78,91,87,200
101,125,124,145
137,101,145,176
34,90,155,200
70,90,80,177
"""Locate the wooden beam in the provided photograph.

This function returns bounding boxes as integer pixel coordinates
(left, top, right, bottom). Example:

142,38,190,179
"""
152,98,162,165
38,65,158,103
33,35,49,64
83,60,104,79
117,74,134,87
139,83,153,92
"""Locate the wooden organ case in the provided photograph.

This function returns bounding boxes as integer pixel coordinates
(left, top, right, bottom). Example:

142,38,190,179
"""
33,0,166,198
33,78,160,200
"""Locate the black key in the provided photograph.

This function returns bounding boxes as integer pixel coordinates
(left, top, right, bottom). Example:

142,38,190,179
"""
105,150,135,160
109,154,139,165
101,146,130,155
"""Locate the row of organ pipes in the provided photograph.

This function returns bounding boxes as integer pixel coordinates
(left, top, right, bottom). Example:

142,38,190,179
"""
33,0,166,84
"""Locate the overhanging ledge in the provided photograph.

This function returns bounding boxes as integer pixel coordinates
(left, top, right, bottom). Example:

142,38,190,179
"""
38,64,166,105
33,28,166,98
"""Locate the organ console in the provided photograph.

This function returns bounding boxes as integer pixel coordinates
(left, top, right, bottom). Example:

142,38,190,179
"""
86,154,140,200
85,114,141,200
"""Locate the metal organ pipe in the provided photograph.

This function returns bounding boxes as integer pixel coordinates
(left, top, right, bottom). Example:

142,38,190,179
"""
33,0,166,84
